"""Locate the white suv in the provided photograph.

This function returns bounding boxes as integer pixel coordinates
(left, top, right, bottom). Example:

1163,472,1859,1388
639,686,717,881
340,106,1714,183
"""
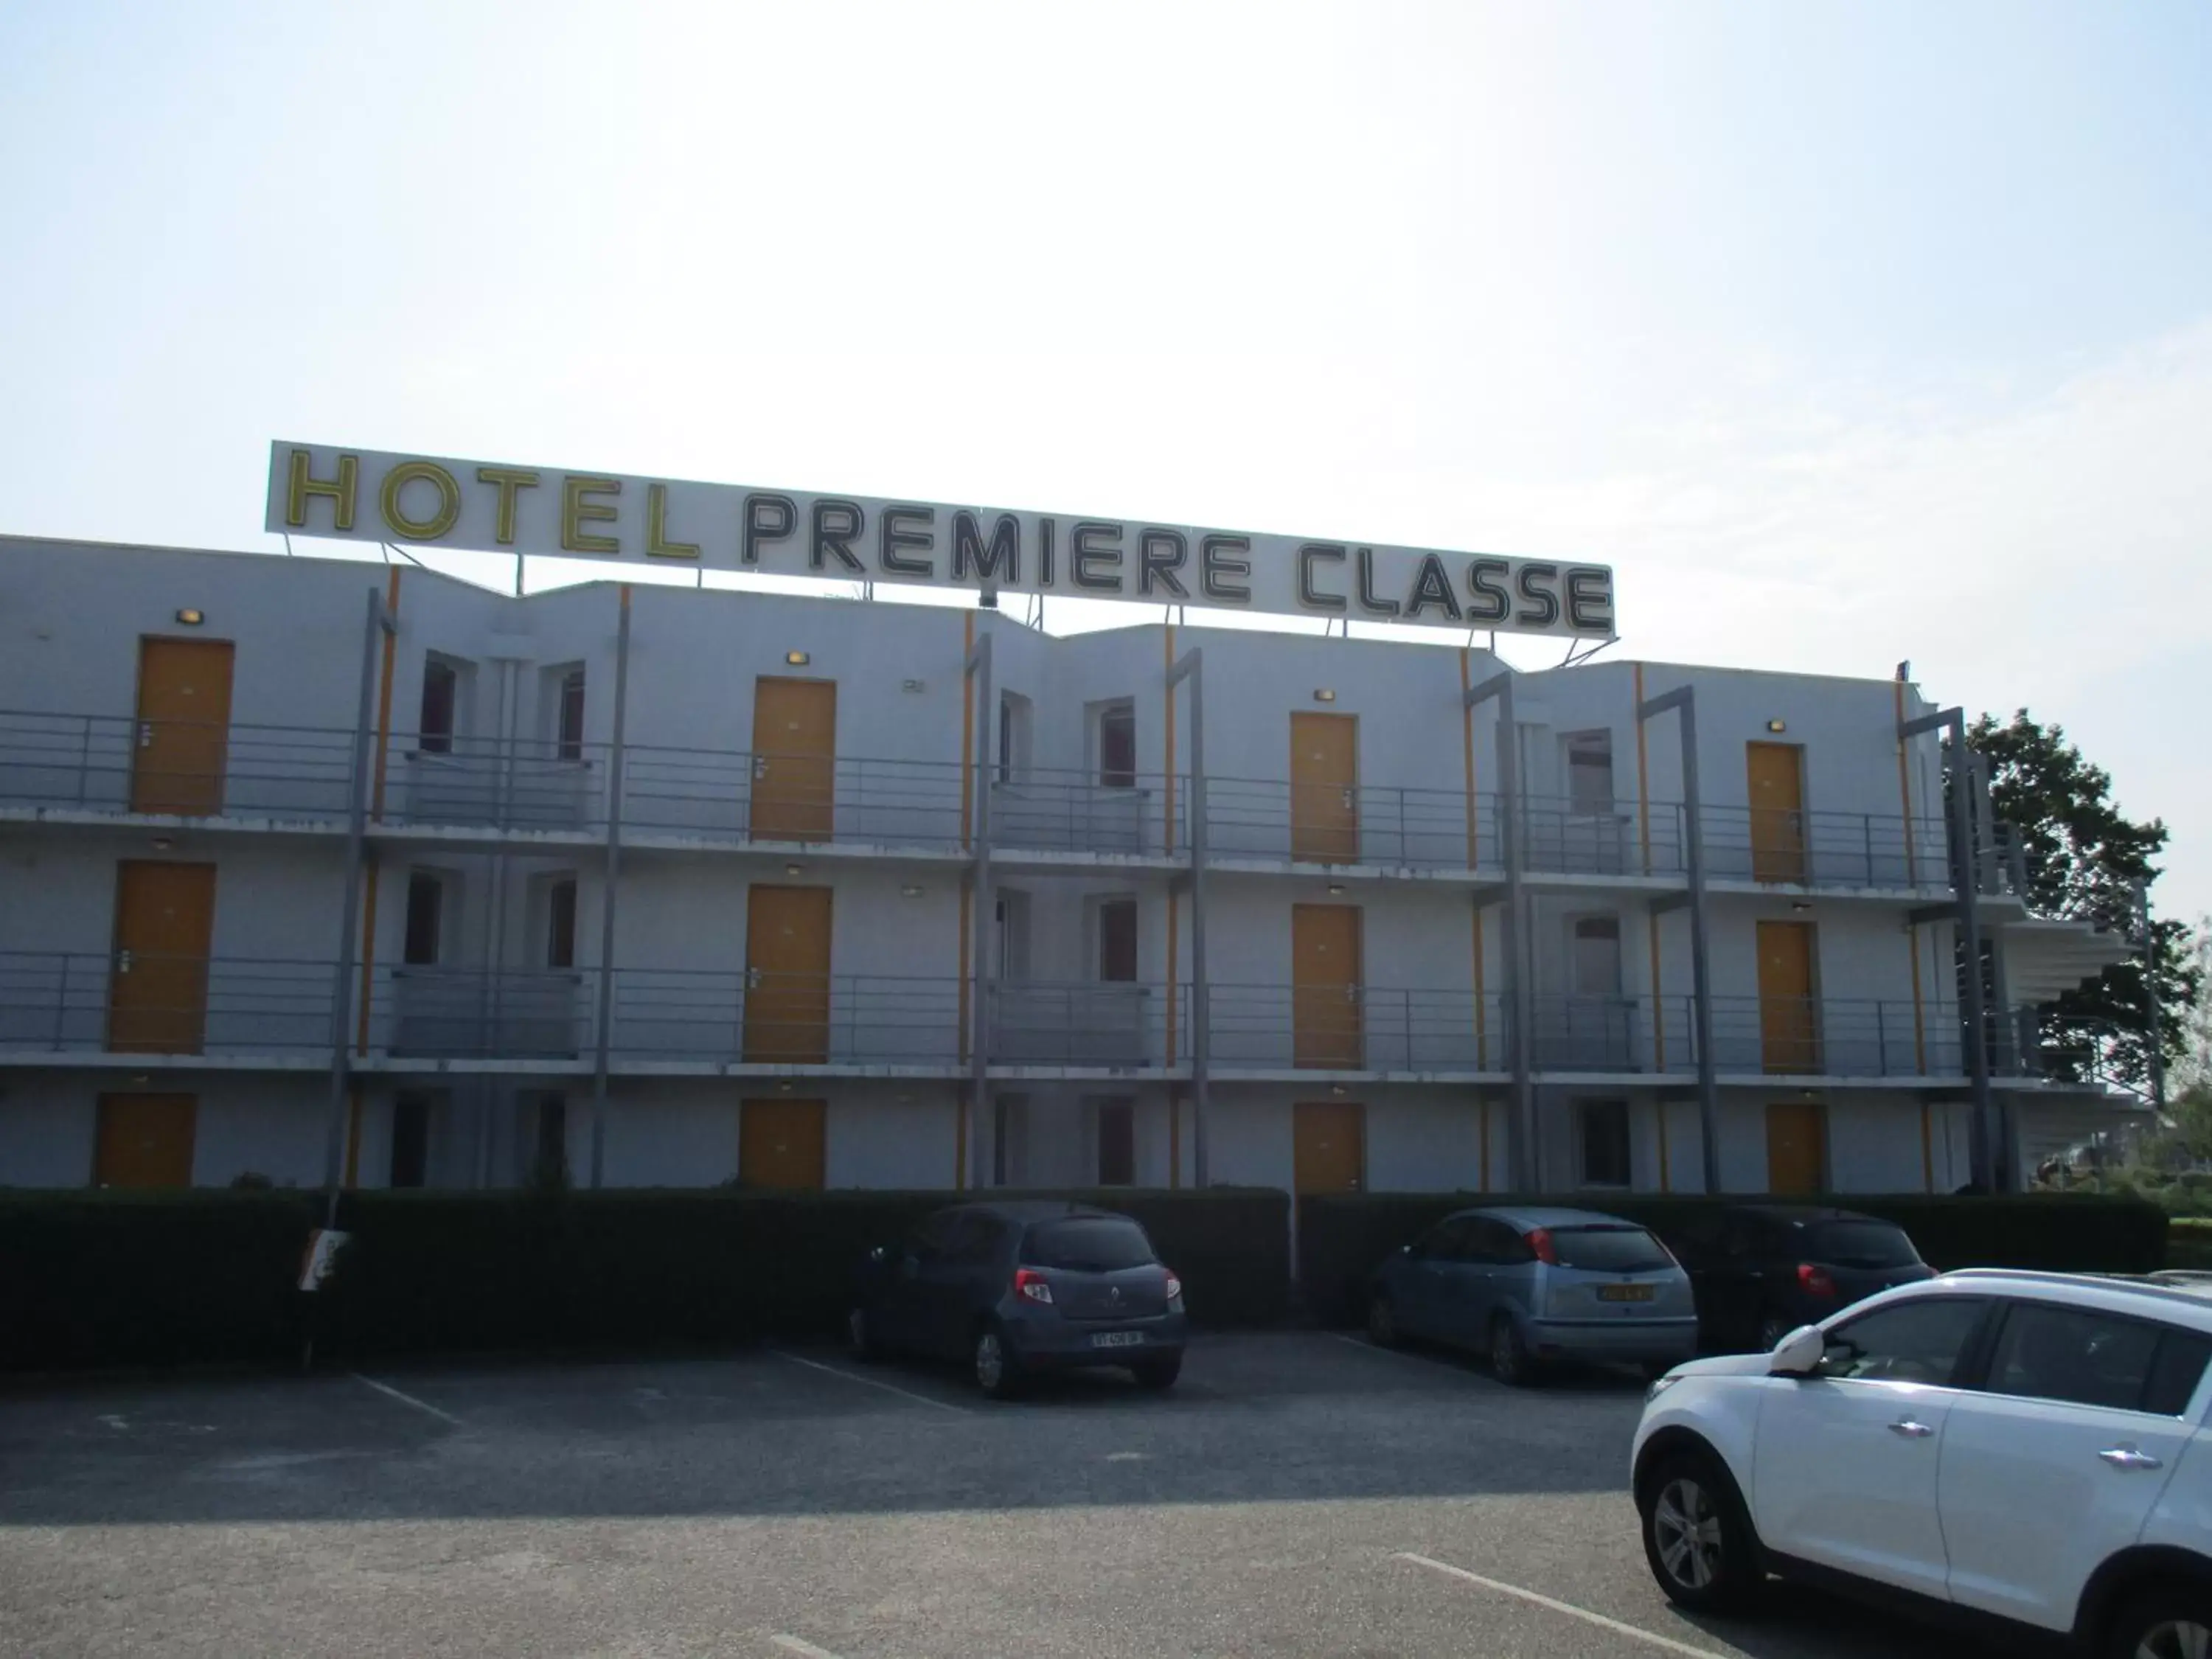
1632,1270,2212,1656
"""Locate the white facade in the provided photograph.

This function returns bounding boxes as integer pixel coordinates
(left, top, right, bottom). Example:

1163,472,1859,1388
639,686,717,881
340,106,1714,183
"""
0,535,2134,1200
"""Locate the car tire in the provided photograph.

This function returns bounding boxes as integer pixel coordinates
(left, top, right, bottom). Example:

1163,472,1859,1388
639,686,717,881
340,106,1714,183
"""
1638,1450,1759,1614
847,1307,885,1363
1367,1293,1400,1349
1133,1354,1182,1391
1489,1314,1535,1387
972,1326,1026,1400
2102,1587,2212,1659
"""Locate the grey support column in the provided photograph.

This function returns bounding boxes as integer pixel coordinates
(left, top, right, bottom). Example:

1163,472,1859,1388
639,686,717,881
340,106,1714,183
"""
1901,707,1994,1190
1467,672,1534,1190
1169,647,1210,1187
588,586,635,1189
1637,684,1719,1197
321,585,393,1225
967,629,995,1188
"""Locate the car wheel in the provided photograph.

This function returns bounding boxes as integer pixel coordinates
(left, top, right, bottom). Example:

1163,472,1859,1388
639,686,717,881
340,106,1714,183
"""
972,1326,1025,1399
847,1307,884,1363
1638,1451,1758,1613
1489,1315,1534,1387
1755,1313,1795,1353
2104,1587,2212,1659
1367,1293,1400,1349
1133,1354,1182,1391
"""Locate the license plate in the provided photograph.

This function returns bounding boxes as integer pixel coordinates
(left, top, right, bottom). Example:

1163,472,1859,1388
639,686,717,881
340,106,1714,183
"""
1597,1284,1656,1303
1091,1332,1144,1349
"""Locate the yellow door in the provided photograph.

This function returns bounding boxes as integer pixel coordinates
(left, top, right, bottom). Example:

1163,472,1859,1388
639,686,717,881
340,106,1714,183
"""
1293,1101,1366,1194
132,638,235,815
1747,741,1806,883
1756,919,1820,1074
1290,712,1359,862
1765,1100,1826,1195
750,677,837,841
108,861,218,1054
1293,902,1363,1068
743,885,833,1062
740,1097,827,1189
94,1093,198,1187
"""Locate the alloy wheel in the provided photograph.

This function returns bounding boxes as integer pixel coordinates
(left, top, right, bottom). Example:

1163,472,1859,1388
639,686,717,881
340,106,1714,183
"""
2138,1621,2212,1659
974,1332,1004,1393
1652,1478,1725,1592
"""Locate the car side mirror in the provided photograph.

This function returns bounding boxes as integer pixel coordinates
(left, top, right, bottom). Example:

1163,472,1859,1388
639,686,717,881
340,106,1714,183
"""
1768,1325,1825,1377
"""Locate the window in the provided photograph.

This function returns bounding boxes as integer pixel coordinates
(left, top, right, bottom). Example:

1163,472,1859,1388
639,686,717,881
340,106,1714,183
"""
546,877,577,970
996,691,1031,785
530,1094,568,1187
992,1094,1027,1187
389,1093,431,1189
1417,1217,1478,1261
419,657,459,754
1021,1217,1156,1271
1548,1225,1672,1273
1986,1304,2212,1416
403,871,445,965
1097,898,1138,983
1571,916,1622,996
1801,1219,1921,1270
993,890,1031,979
1097,701,1136,789
945,1212,1006,1267
1096,1099,1135,1186
1817,1296,1987,1385
1565,731,1614,814
1578,1099,1632,1187
555,668,585,762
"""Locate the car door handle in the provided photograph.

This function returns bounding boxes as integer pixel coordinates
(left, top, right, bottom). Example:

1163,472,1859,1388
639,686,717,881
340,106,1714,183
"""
2099,1445,2164,1471
1888,1419,1935,1439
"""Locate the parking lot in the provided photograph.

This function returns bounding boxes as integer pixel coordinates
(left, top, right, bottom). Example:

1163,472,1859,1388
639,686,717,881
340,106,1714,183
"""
2,1332,2001,1659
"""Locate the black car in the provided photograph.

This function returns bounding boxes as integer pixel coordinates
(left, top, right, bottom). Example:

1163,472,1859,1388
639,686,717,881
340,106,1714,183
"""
849,1201,1188,1398
1658,1203,1935,1352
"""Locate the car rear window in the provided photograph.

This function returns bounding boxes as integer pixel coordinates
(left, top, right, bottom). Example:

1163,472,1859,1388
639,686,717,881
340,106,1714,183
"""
1804,1220,1921,1269
1549,1225,1673,1273
1020,1218,1156,1272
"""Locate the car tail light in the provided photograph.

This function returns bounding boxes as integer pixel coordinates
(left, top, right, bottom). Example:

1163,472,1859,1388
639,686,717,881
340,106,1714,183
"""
1797,1263,1837,1299
1014,1267,1054,1305
1164,1271,1183,1302
1526,1227,1559,1266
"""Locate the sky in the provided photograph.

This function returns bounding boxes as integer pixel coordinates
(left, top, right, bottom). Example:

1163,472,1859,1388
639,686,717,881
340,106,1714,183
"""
1,1,2208,915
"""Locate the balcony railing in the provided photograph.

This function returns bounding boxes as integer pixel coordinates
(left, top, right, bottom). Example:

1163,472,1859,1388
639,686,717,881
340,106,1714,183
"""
1208,985,1511,1071
375,965,594,1058
1689,995,1966,1077
989,981,1186,1067
989,766,1186,858
1700,806,1952,890
0,951,338,1054
0,712,358,821
605,969,964,1065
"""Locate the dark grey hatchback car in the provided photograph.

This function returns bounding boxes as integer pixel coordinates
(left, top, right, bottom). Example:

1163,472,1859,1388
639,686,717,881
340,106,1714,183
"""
849,1202,1188,1398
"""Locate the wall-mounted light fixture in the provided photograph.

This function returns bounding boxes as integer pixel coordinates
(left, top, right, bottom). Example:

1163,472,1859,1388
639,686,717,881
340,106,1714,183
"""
150,836,175,852
784,862,804,876
901,678,925,694
174,608,206,626
778,1078,794,1093
1766,718,1787,733
785,650,810,666
900,883,925,898
1313,689,1337,703
1329,1082,1347,1096
1790,900,1813,913
1326,881,1346,895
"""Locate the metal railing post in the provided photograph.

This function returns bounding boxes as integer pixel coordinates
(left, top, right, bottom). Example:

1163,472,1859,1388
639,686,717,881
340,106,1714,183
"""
77,716,94,808
1467,671,1533,1189
1638,683,1719,1194
966,629,995,1186
588,586,634,1189
320,587,389,1223
52,953,69,1048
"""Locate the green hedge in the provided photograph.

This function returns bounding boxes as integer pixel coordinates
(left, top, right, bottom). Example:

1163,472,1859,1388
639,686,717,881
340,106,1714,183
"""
1296,1192,2171,1325
0,1186,1288,1371
0,1190,321,1371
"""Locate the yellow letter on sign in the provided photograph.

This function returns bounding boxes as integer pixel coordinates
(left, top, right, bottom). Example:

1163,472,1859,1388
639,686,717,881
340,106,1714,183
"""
379,461,462,540
645,484,700,560
563,476,622,554
286,449,359,532
476,466,542,546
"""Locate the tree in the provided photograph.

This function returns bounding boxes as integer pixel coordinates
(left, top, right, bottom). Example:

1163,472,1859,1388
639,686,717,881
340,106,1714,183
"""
1966,712,2202,1093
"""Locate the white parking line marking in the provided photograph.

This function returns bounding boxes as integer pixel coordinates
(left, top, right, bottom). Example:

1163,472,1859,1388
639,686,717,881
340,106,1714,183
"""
768,1349,970,1416
770,1635,846,1658
350,1372,465,1428
1394,1553,1722,1658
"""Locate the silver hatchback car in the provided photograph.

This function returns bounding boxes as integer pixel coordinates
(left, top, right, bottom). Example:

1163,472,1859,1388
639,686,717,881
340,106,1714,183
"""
1368,1205,1699,1384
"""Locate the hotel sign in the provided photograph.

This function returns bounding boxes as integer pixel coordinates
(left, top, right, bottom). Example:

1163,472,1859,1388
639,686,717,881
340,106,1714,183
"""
266,441,1615,639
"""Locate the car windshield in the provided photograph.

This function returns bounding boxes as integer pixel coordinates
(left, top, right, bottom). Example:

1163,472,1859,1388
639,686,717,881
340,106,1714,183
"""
1804,1220,1921,1268
1548,1225,1673,1273
1020,1218,1156,1272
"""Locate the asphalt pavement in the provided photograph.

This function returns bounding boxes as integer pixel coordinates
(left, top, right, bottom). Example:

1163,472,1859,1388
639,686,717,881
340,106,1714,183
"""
0,1331,2002,1658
